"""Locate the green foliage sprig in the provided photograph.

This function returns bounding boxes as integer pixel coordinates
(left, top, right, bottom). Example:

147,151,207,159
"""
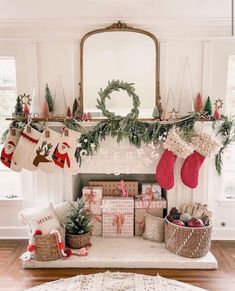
215,116,235,175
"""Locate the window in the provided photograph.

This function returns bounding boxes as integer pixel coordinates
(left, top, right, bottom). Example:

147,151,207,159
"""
221,56,235,200
0,57,22,199
0,57,17,138
226,56,235,116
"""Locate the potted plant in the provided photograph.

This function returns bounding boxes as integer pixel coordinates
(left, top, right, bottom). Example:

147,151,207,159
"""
66,198,92,249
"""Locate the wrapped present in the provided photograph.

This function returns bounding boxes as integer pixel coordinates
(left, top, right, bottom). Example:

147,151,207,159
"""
82,186,102,236
142,183,162,200
82,186,102,202
135,198,167,236
102,197,134,238
89,180,138,197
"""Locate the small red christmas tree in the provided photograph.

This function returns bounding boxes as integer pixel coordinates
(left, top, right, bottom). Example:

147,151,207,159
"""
42,99,49,118
213,107,221,119
67,106,72,118
195,93,203,112
23,103,30,116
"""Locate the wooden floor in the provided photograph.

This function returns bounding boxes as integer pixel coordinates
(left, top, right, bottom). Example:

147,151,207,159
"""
0,240,234,291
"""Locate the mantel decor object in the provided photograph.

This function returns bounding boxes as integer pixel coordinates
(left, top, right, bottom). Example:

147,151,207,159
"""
80,21,161,118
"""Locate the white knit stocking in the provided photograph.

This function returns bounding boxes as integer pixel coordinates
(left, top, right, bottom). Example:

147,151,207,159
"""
1,128,22,171
53,127,81,175
12,126,42,171
29,128,61,173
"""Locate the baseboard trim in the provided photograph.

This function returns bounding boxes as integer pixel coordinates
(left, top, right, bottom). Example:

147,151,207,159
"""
212,227,235,240
0,226,28,239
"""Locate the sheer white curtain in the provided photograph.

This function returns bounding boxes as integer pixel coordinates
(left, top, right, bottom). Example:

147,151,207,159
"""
21,169,65,207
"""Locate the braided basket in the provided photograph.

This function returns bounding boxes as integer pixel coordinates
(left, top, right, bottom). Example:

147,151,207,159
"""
33,225,65,261
165,218,212,258
66,231,91,249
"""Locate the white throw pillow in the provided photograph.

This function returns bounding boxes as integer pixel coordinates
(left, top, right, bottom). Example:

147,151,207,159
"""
54,201,73,225
143,213,165,242
19,202,60,235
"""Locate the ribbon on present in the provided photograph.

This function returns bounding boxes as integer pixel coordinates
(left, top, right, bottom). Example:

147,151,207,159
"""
84,187,97,208
117,180,129,197
139,186,154,209
136,220,145,231
112,214,125,234
86,208,102,223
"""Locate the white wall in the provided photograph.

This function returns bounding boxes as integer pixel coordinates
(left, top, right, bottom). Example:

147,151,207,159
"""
0,0,234,239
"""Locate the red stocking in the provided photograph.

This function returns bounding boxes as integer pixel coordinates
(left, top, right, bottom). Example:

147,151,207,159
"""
181,151,205,189
156,128,194,190
156,149,177,190
181,132,219,189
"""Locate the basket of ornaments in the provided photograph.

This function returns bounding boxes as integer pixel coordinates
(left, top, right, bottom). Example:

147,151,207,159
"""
165,203,212,258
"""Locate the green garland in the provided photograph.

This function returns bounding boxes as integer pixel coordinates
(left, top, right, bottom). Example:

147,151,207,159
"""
74,114,197,166
215,116,235,175
96,80,140,119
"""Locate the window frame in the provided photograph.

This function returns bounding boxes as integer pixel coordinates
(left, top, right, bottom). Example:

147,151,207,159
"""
0,56,22,200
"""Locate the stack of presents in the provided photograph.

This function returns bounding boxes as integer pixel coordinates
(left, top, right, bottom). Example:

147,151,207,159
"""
82,180,167,238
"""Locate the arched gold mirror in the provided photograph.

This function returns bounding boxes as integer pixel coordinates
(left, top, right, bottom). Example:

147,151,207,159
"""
80,21,160,118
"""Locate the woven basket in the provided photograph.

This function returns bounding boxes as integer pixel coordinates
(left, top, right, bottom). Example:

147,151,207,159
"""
66,231,91,249
165,218,212,258
33,225,65,261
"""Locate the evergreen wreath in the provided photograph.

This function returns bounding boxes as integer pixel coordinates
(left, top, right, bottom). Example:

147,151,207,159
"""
96,79,140,119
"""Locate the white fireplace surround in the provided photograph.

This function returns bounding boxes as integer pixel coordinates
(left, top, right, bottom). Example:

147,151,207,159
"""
0,121,234,240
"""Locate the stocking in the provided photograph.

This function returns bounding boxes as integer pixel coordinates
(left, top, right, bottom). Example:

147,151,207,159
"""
181,132,219,189
1,128,22,171
53,127,81,175
12,126,42,171
29,128,61,173
156,128,193,190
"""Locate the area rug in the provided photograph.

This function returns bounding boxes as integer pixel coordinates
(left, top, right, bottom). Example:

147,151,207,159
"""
26,271,207,291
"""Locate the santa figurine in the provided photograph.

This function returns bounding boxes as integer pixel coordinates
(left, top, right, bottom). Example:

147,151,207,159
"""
53,142,71,168
0,140,16,168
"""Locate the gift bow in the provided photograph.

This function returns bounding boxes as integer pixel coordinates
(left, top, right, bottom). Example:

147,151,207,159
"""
112,214,125,234
84,188,97,207
140,186,154,209
136,221,145,231
117,180,129,197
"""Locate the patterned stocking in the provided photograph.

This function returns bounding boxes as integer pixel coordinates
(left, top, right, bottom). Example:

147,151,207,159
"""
53,127,81,175
29,128,61,173
1,128,22,171
12,126,42,171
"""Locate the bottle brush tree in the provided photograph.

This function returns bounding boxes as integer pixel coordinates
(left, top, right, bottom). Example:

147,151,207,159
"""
45,83,54,112
195,92,203,112
204,96,212,116
14,96,23,115
66,198,92,235
152,106,160,119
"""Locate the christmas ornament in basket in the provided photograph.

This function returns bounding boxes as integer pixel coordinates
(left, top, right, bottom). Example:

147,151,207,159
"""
66,198,92,249
165,217,212,258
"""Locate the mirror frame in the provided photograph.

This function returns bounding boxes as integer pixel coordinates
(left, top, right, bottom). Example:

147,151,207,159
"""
80,21,161,116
